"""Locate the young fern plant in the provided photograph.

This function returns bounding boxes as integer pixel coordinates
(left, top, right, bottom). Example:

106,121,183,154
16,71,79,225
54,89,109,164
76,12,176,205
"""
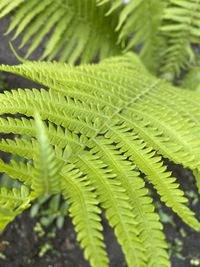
0,53,200,266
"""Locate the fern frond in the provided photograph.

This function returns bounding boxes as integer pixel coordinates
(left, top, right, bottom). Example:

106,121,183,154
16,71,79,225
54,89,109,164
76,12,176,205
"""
0,88,98,136
105,124,200,230
1,53,200,174
159,0,200,80
1,53,200,266
98,0,167,73
0,117,36,136
0,0,121,63
89,137,170,266
0,117,85,151
0,158,34,186
61,164,109,267
122,91,200,170
74,153,145,267
0,137,35,160
0,186,30,231
32,114,63,196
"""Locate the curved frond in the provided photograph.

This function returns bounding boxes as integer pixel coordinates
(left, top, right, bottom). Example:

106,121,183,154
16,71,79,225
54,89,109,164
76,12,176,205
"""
0,117,85,151
0,88,98,137
0,137,35,160
0,158,34,186
61,164,109,267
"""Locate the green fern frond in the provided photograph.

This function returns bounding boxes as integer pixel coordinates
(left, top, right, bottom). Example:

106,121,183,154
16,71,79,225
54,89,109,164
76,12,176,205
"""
1,53,200,266
2,53,200,171
89,137,169,266
0,137,35,160
0,158,34,186
122,88,200,170
0,186,30,231
159,0,200,80
74,153,145,267
105,124,200,230
0,88,98,136
0,117,84,151
0,0,121,63
61,164,109,267
32,114,63,196
0,117,36,136
98,0,167,73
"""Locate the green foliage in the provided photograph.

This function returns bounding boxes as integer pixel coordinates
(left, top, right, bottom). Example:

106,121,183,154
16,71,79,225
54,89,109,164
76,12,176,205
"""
98,0,200,79
32,113,63,197
1,0,200,80
0,186,30,231
0,0,121,63
1,1,200,266
30,194,68,229
98,0,167,73
159,0,200,80
0,53,200,266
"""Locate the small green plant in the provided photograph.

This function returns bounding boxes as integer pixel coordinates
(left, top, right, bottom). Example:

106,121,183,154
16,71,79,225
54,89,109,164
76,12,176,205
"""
169,238,184,261
30,194,68,229
0,1,200,267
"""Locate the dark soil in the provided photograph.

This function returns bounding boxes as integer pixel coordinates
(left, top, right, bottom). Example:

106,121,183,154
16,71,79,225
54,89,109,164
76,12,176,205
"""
0,213,126,267
1,15,200,267
163,163,200,267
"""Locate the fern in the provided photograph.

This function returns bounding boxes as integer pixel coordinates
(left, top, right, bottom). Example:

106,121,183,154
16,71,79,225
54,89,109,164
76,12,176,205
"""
0,0,121,63
0,53,200,266
2,0,200,80
32,113,63,197
159,0,200,80
61,164,109,267
98,0,200,79
0,186,30,231
98,0,167,73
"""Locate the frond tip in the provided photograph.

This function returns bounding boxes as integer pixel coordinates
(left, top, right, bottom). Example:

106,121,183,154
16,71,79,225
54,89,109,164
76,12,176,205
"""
32,113,63,197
